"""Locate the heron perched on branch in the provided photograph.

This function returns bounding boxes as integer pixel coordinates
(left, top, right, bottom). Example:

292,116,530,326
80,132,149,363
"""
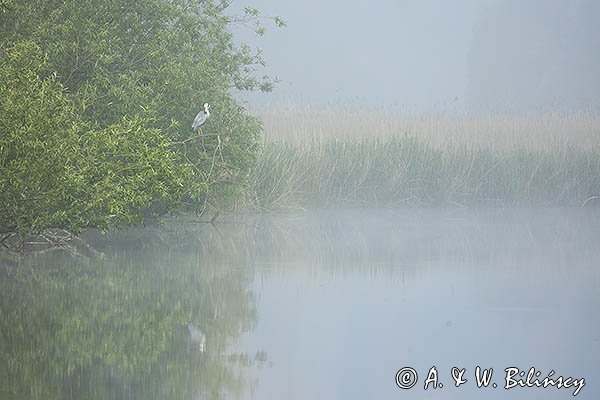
192,103,211,134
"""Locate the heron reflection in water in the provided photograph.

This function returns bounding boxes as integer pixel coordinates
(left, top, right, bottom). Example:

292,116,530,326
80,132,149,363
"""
187,322,206,353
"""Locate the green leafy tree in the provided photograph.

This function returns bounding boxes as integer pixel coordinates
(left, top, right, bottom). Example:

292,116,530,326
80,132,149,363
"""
0,41,189,243
0,1,283,243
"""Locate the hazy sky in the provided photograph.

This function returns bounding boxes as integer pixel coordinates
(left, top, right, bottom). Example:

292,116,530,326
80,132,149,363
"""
232,0,599,114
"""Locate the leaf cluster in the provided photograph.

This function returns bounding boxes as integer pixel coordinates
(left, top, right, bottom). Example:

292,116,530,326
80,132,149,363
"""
0,42,188,241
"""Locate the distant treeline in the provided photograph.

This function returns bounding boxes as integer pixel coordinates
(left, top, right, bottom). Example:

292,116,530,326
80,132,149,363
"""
467,0,600,112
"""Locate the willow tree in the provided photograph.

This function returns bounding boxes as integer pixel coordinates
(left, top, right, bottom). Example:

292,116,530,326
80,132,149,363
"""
0,0,283,244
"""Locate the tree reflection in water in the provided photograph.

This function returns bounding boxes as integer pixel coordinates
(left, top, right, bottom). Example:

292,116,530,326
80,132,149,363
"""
0,225,262,400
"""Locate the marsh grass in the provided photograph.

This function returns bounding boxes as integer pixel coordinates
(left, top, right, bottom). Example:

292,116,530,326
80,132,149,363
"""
246,107,600,210
256,106,600,151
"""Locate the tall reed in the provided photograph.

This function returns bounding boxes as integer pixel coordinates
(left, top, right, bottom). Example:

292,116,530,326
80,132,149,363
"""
245,108,600,210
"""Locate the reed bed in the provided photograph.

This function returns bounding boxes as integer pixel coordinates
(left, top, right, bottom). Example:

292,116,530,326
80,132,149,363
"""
246,107,600,210
256,106,600,151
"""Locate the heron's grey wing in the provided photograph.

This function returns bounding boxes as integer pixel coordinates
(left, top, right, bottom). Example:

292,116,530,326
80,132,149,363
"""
192,111,206,130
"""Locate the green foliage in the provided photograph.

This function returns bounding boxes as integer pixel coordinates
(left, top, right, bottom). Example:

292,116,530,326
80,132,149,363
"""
0,42,189,240
0,0,282,241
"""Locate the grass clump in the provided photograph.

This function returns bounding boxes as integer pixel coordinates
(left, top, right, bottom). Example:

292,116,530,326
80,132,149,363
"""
248,136,600,210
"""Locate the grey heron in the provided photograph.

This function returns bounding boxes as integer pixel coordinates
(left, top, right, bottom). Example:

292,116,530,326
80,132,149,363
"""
187,322,206,353
192,102,211,134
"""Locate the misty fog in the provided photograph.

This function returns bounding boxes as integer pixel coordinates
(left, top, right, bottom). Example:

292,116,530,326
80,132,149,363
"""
235,0,600,114
2,1,599,399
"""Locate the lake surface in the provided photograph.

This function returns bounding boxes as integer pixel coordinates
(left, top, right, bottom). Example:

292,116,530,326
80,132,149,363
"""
1,208,599,399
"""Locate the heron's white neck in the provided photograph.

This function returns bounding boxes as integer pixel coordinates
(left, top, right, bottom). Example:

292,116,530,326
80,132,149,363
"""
204,106,210,116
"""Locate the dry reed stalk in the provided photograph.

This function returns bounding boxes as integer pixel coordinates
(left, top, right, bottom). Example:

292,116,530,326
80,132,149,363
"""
254,106,600,153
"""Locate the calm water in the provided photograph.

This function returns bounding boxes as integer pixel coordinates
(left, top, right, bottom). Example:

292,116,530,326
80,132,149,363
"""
1,208,599,399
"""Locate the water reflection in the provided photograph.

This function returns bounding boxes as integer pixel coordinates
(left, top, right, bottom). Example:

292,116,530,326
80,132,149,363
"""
187,322,206,353
0,231,259,400
1,208,599,399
